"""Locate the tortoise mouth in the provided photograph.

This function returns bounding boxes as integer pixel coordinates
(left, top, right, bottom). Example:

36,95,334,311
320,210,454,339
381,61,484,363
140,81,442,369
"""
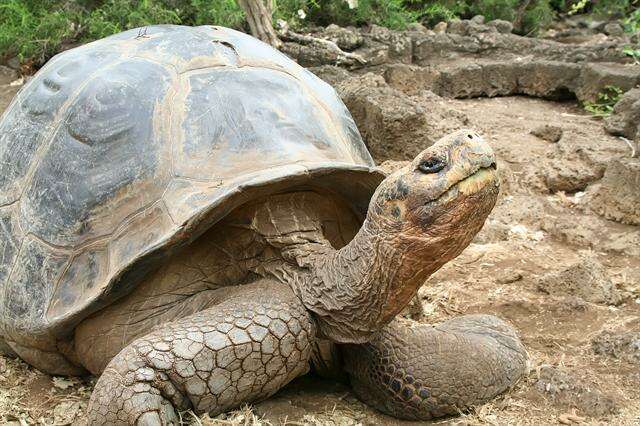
423,162,498,208
457,163,498,195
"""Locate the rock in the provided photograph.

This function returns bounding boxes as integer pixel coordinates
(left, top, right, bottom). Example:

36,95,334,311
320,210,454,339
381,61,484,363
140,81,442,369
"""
535,365,618,417
603,22,624,37
531,124,563,143
577,63,640,103
353,40,390,66
446,20,466,35
592,330,640,363
382,63,439,94
6,57,20,71
536,254,622,305
496,269,523,284
433,22,447,33
605,88,640,139
411,29,628,65
446,19,491,36
281,42,340,67
337,74,468,161
516,61,582,100
308,65,352,87
471,15,485,25
0,67,22,113
0,65,18,86
542,145,605,193
337,74,428,161
323,24,364,51
604,230,640,258
488,19,513,34
435,60,581,100
406,22,428,33
364,25,412,64
591,158,640,225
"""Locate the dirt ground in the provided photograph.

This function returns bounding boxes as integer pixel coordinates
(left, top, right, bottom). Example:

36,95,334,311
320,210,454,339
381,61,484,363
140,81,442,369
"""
1,73,639,425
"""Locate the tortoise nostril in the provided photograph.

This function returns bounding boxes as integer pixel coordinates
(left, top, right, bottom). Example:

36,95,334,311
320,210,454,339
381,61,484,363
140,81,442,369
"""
467,134,473,139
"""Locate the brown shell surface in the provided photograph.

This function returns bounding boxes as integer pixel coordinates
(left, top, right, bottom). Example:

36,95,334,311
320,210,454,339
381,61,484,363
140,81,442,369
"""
0,25,383,348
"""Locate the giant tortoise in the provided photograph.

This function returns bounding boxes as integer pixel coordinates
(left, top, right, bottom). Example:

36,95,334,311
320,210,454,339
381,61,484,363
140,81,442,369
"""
0,25,528,424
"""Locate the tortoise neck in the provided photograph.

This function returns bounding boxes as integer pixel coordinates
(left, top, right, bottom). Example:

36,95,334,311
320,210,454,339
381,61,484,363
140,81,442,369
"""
293,218,444,344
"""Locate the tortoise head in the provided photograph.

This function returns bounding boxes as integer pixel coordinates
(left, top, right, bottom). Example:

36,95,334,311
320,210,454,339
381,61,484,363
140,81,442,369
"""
301,130,500,344
362,129,499,321
369,129,499,240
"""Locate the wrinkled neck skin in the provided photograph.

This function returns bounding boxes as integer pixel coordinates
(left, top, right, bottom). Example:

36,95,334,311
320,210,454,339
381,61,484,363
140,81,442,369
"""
243,189,494,344
288,215,478,344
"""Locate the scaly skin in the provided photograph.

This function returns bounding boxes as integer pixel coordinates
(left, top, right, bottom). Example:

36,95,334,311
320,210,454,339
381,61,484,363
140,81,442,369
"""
81,131,528,422
87,281,315,425
342,315,529,420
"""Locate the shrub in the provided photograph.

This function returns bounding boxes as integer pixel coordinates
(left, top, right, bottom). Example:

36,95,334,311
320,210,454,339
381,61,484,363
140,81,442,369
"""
84,0,181,40
0,0,81,64
583,85,623,117
285,0,419,30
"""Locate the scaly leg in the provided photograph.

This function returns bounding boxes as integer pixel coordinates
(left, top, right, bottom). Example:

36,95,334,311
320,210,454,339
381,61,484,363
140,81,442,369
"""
342,314,528,420
87,280,315,425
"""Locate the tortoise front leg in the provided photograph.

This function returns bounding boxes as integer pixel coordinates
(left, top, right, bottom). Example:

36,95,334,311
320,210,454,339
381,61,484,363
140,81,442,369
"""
342,315,529,420
87,280,315,425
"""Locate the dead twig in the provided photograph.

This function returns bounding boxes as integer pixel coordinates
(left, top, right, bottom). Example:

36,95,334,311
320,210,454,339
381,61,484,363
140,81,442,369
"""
277,21,367,67
619,136,638,158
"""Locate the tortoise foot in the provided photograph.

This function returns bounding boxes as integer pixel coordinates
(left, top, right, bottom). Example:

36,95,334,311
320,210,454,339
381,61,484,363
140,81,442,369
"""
87,281,316,425
342,314,529,420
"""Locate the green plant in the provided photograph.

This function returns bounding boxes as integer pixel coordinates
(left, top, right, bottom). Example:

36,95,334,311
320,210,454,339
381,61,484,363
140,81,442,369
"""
0,0,81,64
84,0,181,40
416,3,460,26
623,46,640,64
185,0,245,28
583,85,624,117
623,6,640,34
567,0,588,15
463,0,554,35
294,0,419,30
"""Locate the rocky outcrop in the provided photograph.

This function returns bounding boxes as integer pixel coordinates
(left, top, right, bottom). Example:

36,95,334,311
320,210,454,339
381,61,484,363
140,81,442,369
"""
282,22,638,104
605,88,640,140
592,330,640,363
591,158,640,226
531,125,563,143
382,60,640,103
335,74,468,162
536,255,622,305
577,63,640,103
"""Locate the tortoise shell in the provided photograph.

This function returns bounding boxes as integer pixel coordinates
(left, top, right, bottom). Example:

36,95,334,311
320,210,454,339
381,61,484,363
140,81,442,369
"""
0,25,383,350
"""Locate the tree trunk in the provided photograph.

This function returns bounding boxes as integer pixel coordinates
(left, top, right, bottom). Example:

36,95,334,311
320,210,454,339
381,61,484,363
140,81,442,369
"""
237,0,281,47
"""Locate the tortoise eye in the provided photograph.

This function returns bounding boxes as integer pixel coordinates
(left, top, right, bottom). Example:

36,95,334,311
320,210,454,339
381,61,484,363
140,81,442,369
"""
418,158,446,174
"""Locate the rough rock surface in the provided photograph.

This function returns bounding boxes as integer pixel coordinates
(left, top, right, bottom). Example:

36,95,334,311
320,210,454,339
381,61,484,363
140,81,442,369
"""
281,23,637,104
531,124,563,142
590,158,640,225
309,65,352,86
592,330,640,363
323,24,364,51
536,255,622,305
605,88,640,140
535,365,618,417
336,73,468,161
577,62,640,103
0,65,20,113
